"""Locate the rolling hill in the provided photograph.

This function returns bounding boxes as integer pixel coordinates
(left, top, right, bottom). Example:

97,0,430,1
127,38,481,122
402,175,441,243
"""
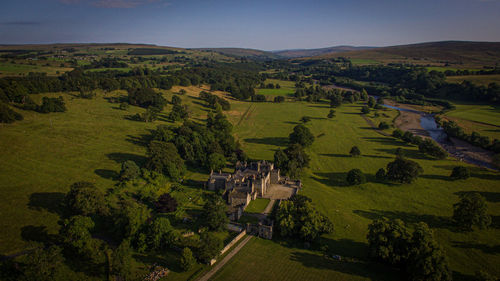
272,45,373,58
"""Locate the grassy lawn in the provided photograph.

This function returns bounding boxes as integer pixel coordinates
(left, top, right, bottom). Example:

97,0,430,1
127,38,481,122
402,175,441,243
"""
446,74,500,86
0,62,73,76
256,79,296,98
244,198,270,214
443,103,500,140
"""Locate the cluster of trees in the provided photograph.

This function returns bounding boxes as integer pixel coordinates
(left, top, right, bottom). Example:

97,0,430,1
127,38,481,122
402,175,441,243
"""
368,218,452,281
259,82,280,89
453,192,491,231
199,91,230,110
0,103,23,123
393,129,447,159
84,58,128,69
274,195,333,241
127,87,166,110
377,156,424,184
274,124,315,178
438,119,500,153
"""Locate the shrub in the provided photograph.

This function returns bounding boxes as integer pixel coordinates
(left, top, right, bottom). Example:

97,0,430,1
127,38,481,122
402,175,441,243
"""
386,157,423,183
180,247,196,271
453,192,491,231
251,94,266,102
361,106,370,114
418,139,447,159
450,166,470,180
375,168,386,181
349,146,361,157
378,121,390,130
119,102,129,110
392,129,403,138
0,103,23,123
346,169,366,185
274,96,285,103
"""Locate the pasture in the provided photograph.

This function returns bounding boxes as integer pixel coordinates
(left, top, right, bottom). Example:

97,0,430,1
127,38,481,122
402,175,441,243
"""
443,103,500,140
446,74,500,86
256,79,297,98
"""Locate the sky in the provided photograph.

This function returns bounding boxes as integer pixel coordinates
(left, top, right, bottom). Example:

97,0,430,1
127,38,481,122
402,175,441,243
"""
0,0,499,50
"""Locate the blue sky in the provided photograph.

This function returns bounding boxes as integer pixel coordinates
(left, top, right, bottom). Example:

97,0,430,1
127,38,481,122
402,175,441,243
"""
0,0,499,50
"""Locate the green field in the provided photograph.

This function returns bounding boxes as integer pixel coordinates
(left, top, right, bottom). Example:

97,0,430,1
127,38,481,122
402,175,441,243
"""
443,103,500,140
0,62,73,76
350,58,380,65
446,74,500,86
244,198,270,214
1,87,499,280
256,79,296,98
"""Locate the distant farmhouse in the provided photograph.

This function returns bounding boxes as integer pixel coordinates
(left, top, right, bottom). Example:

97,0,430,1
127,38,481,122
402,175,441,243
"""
207,160,301,221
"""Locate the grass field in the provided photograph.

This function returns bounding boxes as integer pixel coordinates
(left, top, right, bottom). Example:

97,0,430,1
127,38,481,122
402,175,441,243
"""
256,79,296,98
350,58,380,65
446,74,500,86
1,87,499,280
244,198,270,214
443,103,500,140
0,62,73,76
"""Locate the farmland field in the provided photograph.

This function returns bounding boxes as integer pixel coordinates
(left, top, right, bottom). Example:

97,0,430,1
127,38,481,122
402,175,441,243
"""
446,74,500,86
443,103,500,140
256,79,296,98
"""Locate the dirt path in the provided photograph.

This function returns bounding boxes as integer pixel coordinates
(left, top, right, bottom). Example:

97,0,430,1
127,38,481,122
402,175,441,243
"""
196,235,253,281
262,199,275,215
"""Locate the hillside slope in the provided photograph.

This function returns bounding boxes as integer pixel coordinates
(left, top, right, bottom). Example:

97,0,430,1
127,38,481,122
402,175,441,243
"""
273,46,373,58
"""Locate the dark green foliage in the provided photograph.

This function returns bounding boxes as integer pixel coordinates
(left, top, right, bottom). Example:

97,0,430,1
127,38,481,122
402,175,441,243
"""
440,120,497,152
418,139,447,159
375,168,386,181
327,109,335,118
199,91,231,110
168,104,189,121
147,217,175,251
208,152,226,171
111,240,133,280
114,199,150,240
155,193,178,213
386,157,423,183
346,169,366,185
197,232,223,263
474,271,498,281
274,96,285,103
119,102,129,110
203,194,229,231
60,215,107,264
289,124,315,147
274,144,311,178
329,93,342,107
65,182,108,216
300,116,311,123
180,247,196,271
349,146,361,157
146,141,186,181
378,121,390,130
452,193,491,231
361,106,370,114
274,149,289,171
0,102,23,123
360,89,369,100
127,88,166,110
368,96,376,108
275,195,333,241
171,95,182,106
393,129,404,139
119,160,140,181
450,166,470,180
251,94,266,102
21,245,65,281
38,96,66,113
367,218,451,281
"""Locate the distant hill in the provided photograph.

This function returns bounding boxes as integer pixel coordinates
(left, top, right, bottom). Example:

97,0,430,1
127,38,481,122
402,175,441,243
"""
315,41,500,67
193,48,280,60
272,46,373,58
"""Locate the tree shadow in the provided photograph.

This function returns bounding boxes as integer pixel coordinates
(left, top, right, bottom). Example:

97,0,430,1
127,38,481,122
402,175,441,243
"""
420,174,451,181
375,148,429,160
28,192,66,216
363,154,393,159
320,153,351,158
244,137,289,147
451,241,500,254
94,169,119,180
20,225,59,245
284,121,300,125
454,191,500,203
312,172,349,187
321,237,368,258
307,105,330,108
106,152,148,166
353,209,454,230
362,137,411,147
125,133,152,147
452,271,476,281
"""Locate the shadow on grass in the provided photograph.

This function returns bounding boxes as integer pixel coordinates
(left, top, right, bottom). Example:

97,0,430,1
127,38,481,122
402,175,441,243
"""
244,137,289,147
353,209,454,230
363,137,410,147
21,225,59,245
284,121,300,125
125,132,153,147
454,191,500,203
106,152,147,166
375,148,429,160
451,241,500,254
320,153,350,158
94,169,119,180
452,271,476,281
420,174,451,181
28,192,66,216
312,172,349,187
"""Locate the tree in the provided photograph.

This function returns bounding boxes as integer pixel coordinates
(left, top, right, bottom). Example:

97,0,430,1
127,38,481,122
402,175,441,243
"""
274,149,289,171
180,247,196,271
119,160,140,181
38,96,66,113
450,166,470,180
361,106,370,114
289,124,315,147
119,102,129,110
197,232,223,263
376,168,386,181
22,245,65,281
361,89,369,100
155,193,178,213
203,194,229,231
330,94,342,107
0,102,23,123
60,215,107,264
172,95,182,106
113,199,150,240
65,182,108,216
349,146,361,157
207,152,226,171
474,271,497,281
274,96,285,103
148,217,174,251
452,193,491,231
386,157,423,183
300,116,311,123
111,240,133,280
378,122,390,130
418,139,447,159
393,129,403,139
327,109,335,118
368,96,376,108
146,141,186,181
367,218,411,266
346,169,366,185
282,143,311,178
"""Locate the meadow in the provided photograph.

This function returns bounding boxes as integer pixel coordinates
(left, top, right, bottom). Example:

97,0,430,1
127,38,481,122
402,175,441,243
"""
443,103,500,140
256,79,297,98
0,82,499,280
446,74,500,86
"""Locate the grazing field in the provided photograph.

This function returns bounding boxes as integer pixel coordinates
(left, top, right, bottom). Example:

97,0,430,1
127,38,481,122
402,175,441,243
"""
222,99,500,280
0,61,73,76
256,79,296,98
349,58,380,65
443,103,500,140
446,74,500,86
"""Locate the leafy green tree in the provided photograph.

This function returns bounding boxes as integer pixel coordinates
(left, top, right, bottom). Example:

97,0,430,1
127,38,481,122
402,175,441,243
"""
38,96,66,113
329,94,342,107
474,270,497,281
361,89,369,100
378,121,390,130
208,152,226,171
119,102,129,110
300,116,311,123
172,95,182,105
450,166,470,180
376,168,386,181
274,96,285,103
349,146,361,157
180,247,196,271
393,129,404,139
327,109,335,118
65,182,108,216
111,240,133,280
113,199,151,240
386,157,423,183
274,149,289,171
289,124,315,147
346,169,366,185
418,139,447,159
197,232,223,263
148,217,174,251
21,245,65,281
60,215,107,264
119,160,140,181
361,106,370,114
453,193,491,231
0,102,23,123
367,218,411,266
368,96,376,108
203,194,229,231
146,141,186,181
